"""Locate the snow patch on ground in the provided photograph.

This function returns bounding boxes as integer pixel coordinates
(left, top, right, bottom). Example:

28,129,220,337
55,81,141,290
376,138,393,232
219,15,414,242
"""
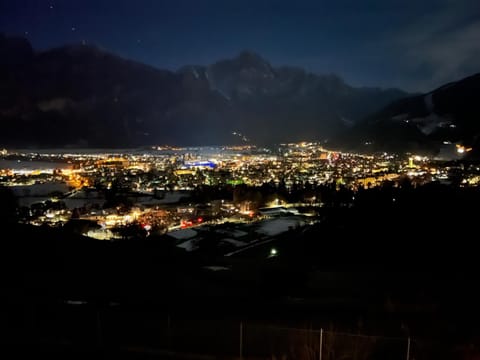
176,239,199,252
168,228,198,241
220,238,247,247
255,217,304,237
215,228,248,238
411,113,452,135
11,182,69,196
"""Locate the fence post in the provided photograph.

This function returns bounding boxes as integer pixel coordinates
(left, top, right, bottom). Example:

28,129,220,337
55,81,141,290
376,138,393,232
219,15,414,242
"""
319,328,323,360
96,308,102,347
406,337,411,360
167,314,171,349
240,321,244,360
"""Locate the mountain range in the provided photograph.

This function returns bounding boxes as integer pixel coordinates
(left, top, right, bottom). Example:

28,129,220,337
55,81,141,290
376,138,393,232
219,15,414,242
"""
0,34,406,148
2,33,479,154
337,73,480,156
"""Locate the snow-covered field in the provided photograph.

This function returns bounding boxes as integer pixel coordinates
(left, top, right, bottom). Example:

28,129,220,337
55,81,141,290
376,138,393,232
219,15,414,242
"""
255,217,304,236
10,182,69,196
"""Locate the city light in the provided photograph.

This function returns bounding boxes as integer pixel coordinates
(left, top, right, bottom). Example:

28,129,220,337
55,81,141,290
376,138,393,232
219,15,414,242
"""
2,142,479,239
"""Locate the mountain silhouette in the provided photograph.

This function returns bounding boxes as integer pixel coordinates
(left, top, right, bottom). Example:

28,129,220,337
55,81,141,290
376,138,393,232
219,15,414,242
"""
338,73,480,155
0,34,407,148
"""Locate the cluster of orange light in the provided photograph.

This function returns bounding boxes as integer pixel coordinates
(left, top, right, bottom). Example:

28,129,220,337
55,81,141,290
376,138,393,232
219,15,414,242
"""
66,174,90,189
0,169,13,176
456,145,473,154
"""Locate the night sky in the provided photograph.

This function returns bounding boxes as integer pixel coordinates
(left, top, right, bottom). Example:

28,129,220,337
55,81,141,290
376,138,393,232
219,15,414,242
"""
1,0,479,92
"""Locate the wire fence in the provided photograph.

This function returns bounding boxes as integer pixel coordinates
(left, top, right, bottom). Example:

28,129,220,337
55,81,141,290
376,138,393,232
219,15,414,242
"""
241,324,409,360
102,314,412,360
18,304,415,360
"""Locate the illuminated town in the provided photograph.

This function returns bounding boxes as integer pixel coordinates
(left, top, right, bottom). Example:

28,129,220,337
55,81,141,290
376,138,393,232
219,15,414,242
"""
4,0,480,357
1,142,477,245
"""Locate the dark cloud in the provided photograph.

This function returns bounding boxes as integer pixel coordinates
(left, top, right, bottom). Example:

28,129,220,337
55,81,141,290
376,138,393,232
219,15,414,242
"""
395,0,480,91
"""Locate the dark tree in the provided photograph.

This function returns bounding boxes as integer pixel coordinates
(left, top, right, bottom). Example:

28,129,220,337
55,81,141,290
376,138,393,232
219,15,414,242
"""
0,186,18,223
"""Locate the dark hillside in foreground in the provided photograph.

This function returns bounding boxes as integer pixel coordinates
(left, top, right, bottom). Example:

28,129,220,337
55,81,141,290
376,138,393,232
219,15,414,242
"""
2,183,480,359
